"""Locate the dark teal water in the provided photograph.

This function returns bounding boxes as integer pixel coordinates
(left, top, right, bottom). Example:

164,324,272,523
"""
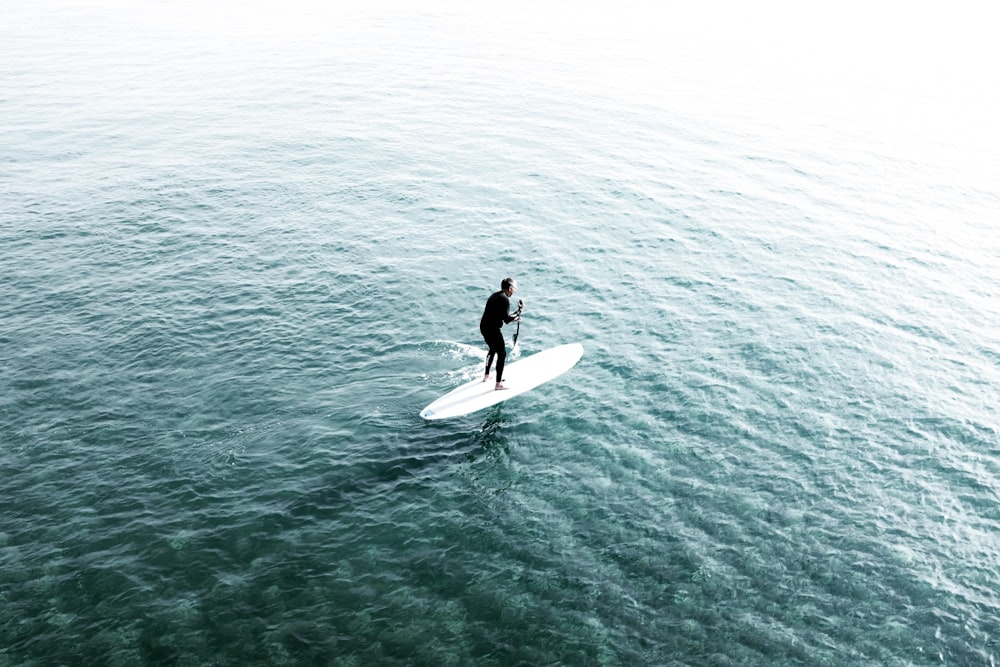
3,2,999,665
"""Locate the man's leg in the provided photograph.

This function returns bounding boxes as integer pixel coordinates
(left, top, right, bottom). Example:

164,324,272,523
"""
493,335,507,387
484,349,495,381
482,329,508,389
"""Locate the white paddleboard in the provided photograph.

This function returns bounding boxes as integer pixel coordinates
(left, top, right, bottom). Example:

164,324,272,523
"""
420,343,584,420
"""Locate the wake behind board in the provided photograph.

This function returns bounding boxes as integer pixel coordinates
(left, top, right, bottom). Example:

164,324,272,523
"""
420,343,584,420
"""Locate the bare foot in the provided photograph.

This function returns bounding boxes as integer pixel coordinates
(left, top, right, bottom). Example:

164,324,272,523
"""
483,374,491,383
495,382,509,391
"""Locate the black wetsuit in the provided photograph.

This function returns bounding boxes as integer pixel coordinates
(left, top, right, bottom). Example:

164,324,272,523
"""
480,290,517,383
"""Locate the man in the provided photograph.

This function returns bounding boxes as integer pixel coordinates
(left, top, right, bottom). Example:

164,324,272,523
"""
480,277,523,391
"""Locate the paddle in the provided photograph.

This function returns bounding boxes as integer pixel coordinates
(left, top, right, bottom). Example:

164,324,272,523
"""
513,299,524,346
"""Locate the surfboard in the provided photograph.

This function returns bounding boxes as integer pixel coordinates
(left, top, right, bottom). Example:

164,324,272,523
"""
419,343,584,420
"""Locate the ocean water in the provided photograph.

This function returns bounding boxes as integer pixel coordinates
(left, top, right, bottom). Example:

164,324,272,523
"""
2,2,999,665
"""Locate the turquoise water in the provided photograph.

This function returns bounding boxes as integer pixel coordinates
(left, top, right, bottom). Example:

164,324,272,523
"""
3,2,999,665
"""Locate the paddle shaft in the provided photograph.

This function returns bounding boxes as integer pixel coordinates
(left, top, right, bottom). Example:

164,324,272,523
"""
513,299,524,346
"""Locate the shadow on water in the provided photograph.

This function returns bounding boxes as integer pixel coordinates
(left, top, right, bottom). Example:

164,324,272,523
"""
475,408,512,456
459,408,517,496
283,407,517,522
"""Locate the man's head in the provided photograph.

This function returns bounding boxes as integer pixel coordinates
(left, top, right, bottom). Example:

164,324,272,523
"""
501,277,517,295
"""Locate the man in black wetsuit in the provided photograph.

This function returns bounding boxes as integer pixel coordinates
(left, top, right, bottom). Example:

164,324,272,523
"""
480,277,523,391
